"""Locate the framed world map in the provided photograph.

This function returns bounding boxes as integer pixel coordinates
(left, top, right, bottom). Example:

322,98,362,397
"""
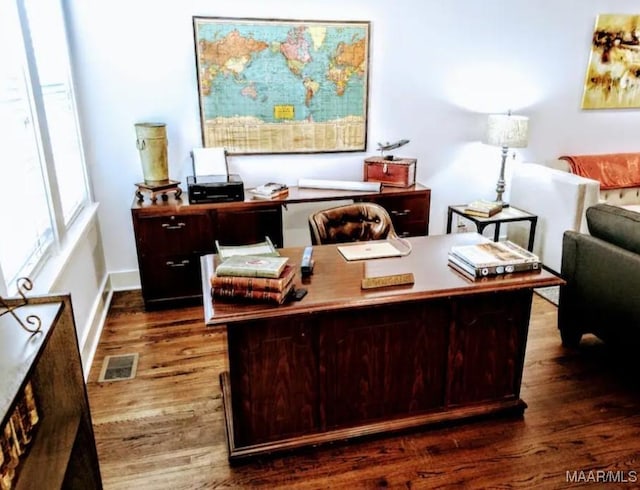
193,17,370,154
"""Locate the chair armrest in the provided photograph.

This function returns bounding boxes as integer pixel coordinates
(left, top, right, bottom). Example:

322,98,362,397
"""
560,231,640,343
508,163,600,272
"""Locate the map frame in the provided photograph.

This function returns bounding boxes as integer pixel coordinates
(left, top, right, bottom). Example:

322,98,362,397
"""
192,16,370,155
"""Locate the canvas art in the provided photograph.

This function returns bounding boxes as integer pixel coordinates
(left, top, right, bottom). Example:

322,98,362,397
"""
582,14,640,109
193,17,370,154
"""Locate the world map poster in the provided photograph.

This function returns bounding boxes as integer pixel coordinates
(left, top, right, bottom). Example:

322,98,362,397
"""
193,17,370,154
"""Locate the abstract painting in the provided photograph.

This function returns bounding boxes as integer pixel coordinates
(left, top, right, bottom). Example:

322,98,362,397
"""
582,14,640,109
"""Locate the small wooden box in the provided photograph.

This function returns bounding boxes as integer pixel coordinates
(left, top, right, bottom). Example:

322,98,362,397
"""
364,157,416,188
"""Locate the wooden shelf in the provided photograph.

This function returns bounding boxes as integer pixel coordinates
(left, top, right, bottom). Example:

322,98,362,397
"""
15,414,81,489
1,295,102,489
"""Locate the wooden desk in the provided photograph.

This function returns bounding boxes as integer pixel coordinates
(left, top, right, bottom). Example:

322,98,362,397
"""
201,233,563,462
133,184,430,309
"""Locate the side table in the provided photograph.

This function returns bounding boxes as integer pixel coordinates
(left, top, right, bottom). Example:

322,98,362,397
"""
446,205,538,251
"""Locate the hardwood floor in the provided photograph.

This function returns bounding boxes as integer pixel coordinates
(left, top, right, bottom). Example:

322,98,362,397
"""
87,292,640,489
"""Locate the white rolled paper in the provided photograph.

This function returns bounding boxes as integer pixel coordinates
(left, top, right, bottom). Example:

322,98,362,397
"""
298,178,381,192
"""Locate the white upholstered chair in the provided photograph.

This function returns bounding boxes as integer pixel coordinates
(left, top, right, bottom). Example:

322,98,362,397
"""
507,162,600,273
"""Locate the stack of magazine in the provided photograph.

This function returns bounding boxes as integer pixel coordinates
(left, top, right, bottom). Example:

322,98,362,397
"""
211,238,295,304
448,240,541,279
248,182,289,200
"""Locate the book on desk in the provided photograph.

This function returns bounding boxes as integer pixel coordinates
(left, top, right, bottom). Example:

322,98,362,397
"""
211,250,295,304
448,240,540,278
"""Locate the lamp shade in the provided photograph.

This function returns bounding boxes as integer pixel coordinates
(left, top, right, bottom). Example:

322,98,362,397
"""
485,114,529,148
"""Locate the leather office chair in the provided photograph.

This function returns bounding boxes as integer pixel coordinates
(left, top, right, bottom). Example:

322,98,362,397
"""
308,202,398,245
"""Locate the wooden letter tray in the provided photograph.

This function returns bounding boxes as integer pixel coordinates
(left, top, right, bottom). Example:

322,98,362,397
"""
364,157,416,188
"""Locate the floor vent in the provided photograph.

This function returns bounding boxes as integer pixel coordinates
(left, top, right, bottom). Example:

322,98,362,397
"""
98,353,139,382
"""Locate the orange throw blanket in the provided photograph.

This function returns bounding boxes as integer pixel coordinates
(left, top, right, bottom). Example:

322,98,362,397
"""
560,153,640,190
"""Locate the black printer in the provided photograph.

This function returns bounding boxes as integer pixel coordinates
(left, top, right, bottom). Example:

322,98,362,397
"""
186,174,244,203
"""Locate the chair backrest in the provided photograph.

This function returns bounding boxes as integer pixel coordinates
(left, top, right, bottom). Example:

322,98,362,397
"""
308,202,398,245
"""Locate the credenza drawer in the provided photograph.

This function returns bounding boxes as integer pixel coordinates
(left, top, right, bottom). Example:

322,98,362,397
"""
366,193,430,236
135,213,214,257
138,253,204,305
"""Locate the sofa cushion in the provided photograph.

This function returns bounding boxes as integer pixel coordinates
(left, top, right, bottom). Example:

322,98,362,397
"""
586,204,640,255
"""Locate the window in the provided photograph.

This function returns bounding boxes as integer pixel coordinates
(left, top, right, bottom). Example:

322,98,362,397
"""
0,0,90,296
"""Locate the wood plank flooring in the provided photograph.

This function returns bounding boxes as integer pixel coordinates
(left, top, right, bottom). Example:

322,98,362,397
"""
86,292,640,489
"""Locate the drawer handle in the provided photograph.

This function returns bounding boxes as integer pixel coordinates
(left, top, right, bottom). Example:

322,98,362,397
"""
166,259,190,268
390,209,411,217
161,222,186,230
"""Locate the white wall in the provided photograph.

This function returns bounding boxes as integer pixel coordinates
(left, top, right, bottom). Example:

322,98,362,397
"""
55,217,110,372
65,0,640,279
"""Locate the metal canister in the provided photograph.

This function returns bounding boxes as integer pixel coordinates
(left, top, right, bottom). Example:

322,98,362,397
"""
135,122,169,185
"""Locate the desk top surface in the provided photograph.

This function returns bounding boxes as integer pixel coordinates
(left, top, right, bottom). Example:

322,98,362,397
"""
202,233,563,326
133,183,430,211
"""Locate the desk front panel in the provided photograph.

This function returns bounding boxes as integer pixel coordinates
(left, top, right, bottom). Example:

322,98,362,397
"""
227,315,320,446
225,288,532,451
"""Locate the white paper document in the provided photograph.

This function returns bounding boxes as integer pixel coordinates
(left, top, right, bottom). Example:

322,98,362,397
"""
192,147,228,176
337,241,404,261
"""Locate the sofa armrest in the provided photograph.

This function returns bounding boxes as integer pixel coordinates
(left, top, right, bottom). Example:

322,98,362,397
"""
559,231,640,345
508,163,600,272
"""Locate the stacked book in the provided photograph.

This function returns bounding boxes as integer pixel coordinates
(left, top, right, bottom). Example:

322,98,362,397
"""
1,381,39,489
211,254,295,304
448,240,541,279
464,199,502,217
248,182,289,200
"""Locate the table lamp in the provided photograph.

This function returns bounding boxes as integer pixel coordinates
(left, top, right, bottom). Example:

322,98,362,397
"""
484,112,529,207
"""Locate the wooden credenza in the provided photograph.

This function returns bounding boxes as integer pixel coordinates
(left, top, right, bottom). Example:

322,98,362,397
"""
201,233,564,462
0,294,102,488
132,184,430,309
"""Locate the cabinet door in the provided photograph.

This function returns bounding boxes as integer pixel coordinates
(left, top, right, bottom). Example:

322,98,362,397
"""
216,205,283,247
133,211,215,306
365,192,430,237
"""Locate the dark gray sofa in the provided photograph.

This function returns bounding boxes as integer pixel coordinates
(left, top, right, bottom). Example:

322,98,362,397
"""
558,203,640,347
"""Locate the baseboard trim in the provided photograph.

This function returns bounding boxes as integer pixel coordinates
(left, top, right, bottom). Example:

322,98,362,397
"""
109,269,141,291
79,270,142,380
80,275,113,380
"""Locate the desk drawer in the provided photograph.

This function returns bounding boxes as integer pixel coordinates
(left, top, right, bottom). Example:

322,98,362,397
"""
367,193,430,236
